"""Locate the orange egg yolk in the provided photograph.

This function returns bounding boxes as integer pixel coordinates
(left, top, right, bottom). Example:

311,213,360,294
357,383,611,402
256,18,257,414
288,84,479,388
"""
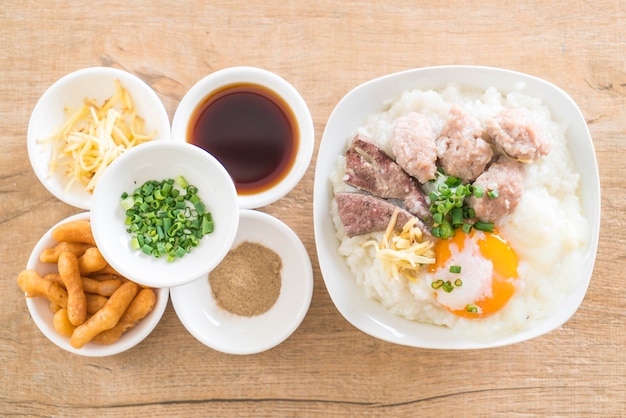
428,228,519,319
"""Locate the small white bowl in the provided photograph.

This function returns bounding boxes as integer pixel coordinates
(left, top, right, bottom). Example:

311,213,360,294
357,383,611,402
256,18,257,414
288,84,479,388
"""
171,66,314,209
27,67,171,210
314,65,601,349
170,209,313,355
22,212,169,357
90,141,239,288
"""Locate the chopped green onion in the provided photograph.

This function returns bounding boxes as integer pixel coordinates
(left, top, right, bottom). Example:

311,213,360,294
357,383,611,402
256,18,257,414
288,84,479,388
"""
431,279,444,289
466,304,479,313
451,207,464,227
432,277,463,292
464,207,475,220
141,243,153,255
440,219,454,239
161,181,173,196
427,172,498,239
449,265,462,274
121,177,214,262
154,189,166,200
142,183,154,196
120,195,135,211
445,175,462,188
201,213,214,234
174,246,187,258
175,175,189,189
474,221,494,233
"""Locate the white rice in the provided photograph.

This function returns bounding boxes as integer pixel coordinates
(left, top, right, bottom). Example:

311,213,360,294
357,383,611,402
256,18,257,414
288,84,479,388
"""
329,83,589,340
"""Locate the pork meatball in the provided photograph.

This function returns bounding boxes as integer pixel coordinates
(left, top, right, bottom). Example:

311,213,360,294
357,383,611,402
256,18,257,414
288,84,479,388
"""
436,105,493,182
486,108,550,161
468,156,525,223
391,112,437,184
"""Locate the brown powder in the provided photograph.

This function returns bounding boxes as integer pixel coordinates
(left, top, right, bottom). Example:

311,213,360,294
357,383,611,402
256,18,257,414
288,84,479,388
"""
209,241,282,317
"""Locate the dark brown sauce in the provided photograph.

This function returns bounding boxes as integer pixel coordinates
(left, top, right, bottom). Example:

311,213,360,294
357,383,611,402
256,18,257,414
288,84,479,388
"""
188,83,299,195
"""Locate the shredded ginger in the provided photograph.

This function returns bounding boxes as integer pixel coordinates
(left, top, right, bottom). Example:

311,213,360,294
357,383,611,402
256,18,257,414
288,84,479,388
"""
362,208,436,282
39,79,156,193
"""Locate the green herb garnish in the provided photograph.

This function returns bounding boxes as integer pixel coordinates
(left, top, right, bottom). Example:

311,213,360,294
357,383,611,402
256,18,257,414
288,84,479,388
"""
121,176,214,262
428,173,495,239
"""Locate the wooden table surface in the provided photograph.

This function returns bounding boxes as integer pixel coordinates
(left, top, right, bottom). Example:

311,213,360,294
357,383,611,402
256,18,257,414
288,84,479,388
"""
2,1,624,416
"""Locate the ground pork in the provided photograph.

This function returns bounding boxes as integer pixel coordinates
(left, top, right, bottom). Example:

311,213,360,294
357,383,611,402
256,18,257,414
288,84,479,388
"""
436,104,494,181
468,155,525,223
391,112,438,184
486,108,550,161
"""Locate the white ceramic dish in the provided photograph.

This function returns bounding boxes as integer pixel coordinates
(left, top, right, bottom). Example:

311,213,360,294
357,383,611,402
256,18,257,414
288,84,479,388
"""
22,212,169,357
313,65,601,349
27,66,171,210
170,209,313,355
171,66,314,209
91,141,239,288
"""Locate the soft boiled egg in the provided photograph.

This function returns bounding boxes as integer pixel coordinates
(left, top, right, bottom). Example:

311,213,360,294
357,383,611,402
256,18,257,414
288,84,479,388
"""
427,228,519,318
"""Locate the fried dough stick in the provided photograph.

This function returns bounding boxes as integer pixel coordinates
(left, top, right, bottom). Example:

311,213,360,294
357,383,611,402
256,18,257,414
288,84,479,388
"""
53,308,76,337
77,247,108,274
70,281,139,348
16,269,68,307
39,241,93,263
58,252,87,326
92,288,156,344
44,273,123,297
49,293,109,314
86,294,109,313
51,220,96,246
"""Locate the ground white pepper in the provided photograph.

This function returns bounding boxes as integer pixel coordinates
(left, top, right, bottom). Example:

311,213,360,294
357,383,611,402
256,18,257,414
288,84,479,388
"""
209,241,282,317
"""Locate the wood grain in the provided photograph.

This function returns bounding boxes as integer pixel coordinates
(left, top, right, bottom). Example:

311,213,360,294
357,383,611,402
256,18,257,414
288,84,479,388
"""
2,1,624,416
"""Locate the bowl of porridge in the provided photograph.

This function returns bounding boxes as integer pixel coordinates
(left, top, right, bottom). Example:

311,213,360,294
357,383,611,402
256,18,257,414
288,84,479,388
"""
313,66,600,349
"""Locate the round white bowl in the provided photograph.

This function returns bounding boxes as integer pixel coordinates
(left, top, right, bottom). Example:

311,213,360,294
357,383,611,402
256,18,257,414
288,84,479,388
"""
170,209,314,355
27,66,171,210
171,66,314,209
90,141,239,288
22,212,169,357
314,65,601,350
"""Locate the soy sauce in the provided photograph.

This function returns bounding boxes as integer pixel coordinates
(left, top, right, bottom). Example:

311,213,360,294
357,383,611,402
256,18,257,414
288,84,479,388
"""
188,83,298,195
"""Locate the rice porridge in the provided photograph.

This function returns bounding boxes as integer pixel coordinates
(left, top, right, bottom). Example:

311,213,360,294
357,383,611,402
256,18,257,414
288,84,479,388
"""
329,83,589,340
